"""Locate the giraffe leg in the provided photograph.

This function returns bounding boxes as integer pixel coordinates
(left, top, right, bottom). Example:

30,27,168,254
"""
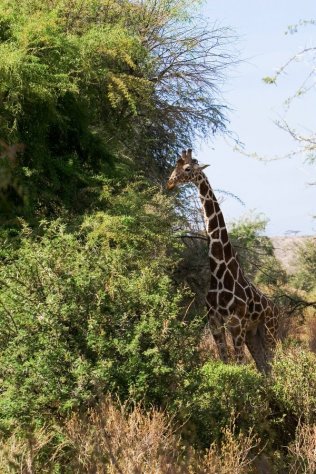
228,311,246,364
264,308,279,369
231,329,246,364
265,324,277,367
245,329,268,374
208,312,229,363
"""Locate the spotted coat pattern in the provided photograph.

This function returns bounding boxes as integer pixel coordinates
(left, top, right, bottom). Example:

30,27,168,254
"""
167,150,279,373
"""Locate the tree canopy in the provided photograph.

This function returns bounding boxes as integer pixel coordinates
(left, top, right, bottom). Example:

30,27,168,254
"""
0,0,232,219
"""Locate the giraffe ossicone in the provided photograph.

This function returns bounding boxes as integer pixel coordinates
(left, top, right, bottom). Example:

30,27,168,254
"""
167,149,279,373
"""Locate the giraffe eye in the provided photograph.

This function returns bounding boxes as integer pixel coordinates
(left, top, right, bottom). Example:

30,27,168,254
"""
183,165,191,172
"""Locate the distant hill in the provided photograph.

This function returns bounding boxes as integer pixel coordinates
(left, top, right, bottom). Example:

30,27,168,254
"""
271,236,316,274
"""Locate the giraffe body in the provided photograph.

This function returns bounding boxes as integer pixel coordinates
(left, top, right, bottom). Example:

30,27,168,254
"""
167,149,279,373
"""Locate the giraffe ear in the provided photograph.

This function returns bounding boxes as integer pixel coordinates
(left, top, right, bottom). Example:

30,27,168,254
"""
199,163,210,170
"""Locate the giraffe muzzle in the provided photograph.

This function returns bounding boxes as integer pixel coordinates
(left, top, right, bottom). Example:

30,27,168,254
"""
166,180,175,190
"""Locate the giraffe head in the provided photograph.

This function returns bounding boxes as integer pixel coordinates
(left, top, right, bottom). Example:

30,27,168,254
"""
166,149,209,190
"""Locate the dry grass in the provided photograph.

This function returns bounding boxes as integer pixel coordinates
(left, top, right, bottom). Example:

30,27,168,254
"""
276,302,316,352
0,397,261,474
277,310,302,341
65,397,260,474
65,397,184,474
0,427,53,474
288,423,316,474
200,426,260,474
305,313,316,354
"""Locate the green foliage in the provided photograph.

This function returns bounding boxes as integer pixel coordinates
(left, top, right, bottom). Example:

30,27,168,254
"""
176,361,269,446
0,153,26,215
271,346,316,423
292,239,316,292
0,182,203,430
229,214,286,287
0,0,149,215
0,0,230,220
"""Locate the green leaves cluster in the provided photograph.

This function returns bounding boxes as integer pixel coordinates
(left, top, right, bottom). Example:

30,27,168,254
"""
271,346,316,423
0,0,150,215
177,361,268,447
229,215,286,287
0,182,202,430
0,0,231,219
292,239,316,292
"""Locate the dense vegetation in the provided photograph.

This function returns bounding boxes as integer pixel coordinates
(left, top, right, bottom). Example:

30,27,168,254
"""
0,1,315,472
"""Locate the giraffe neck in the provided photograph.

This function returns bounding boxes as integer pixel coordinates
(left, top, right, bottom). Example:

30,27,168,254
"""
196,172,228,239
195,172,235,265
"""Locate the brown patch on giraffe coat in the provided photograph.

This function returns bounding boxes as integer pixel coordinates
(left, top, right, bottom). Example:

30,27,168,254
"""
209,258,217,273
237,274,247,288
217,212,225,228
229,315,240,327
221,231,229,245
211,229,220,239
206,291,217,307
265,313,276,331
223,270,234,289
199,181,208,196
245,286,252,299
219,290,233,307
229,325,241,337
209,277,219,290
204,200,215,217
216,262,226,279
235,335,243,346
228,258,239,277
213,199,221,213
261,298,268,310
219,307,230,316
235,282,246,300
212,241,224,261
208,215,218,232
223,243,233,261
248,301,255,313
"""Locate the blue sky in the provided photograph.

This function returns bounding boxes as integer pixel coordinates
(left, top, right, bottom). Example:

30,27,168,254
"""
198,0,316,236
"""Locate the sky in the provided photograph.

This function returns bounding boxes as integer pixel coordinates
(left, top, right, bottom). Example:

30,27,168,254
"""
198,0,316,236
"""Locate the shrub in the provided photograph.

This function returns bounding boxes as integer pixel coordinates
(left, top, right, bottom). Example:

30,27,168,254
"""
288,423,316,474
201,425,260,474
229,214,286,286
0,396,260,474
0,183,204,430
293,239,316,292
65,397,184,474
176,361,269,446
271,345,316,423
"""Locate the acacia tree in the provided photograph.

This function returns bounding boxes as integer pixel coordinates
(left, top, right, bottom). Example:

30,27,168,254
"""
121,0,233,176
0,0,233,216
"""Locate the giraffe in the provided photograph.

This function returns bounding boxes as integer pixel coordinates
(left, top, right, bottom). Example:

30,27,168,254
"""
167,149,279,373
